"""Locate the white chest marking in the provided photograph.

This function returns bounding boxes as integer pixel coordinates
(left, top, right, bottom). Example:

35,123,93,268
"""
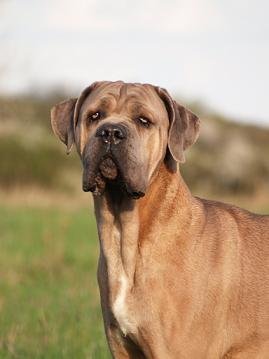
112,274,135,335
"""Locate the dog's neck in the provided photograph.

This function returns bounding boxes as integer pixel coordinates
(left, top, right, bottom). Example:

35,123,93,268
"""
93,163,192,295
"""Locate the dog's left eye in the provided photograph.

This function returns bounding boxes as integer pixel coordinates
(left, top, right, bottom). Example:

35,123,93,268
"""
137,117,150,128
88,112,101,121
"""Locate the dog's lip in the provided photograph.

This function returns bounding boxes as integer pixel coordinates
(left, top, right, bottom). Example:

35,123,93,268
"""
124,183,145,199
99,157,145,199
82,183,94,192
83,153,145,199
127,190,145,199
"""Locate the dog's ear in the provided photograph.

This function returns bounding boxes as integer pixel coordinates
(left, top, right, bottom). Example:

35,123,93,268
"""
156,87,200,163
51,98,77,154
50,82,100,154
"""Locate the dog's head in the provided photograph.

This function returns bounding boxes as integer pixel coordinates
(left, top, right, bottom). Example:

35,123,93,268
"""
51,81,200,198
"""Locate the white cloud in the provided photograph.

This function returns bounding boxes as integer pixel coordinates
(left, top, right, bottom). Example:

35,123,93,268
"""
47,0,223,34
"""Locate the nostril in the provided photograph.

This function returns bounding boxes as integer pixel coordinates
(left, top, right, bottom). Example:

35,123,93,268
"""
100,129,111,143
101,129,109,138
113,128,124,139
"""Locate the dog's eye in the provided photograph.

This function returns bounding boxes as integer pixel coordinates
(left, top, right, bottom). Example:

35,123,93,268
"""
137,117,150,128
88,112,101,122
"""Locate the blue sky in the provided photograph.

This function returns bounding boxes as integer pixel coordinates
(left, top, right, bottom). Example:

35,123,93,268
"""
1,0,269,125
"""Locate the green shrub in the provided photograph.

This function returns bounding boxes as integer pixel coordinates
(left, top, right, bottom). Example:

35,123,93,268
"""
0,135,80,190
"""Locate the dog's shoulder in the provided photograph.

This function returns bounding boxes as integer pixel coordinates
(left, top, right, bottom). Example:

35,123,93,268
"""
197,196,268,220
196,196,269,243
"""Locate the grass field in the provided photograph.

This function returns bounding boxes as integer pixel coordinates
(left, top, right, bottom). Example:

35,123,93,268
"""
0,205,110,359
0,202,268,359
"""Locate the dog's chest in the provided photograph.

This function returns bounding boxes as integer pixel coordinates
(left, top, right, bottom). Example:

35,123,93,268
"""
98,213,140,336
112,274,137,336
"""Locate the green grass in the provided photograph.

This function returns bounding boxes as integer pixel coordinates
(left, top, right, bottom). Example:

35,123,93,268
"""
0,206,110,359
0,203,268,359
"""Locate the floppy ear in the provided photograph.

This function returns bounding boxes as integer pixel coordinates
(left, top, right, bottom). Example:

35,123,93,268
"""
51,98,77,154
156,87,200,163
51,82,101,154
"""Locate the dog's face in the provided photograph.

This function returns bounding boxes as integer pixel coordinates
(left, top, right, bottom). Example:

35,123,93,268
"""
51,81,200,198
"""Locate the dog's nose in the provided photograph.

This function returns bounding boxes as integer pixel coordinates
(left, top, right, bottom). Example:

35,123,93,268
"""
96,124,127,145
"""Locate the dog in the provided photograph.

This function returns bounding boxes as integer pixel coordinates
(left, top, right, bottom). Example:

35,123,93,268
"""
51,81,269,358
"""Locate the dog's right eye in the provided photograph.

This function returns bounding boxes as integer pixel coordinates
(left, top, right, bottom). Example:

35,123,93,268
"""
137,116,151,128
88,112,101,122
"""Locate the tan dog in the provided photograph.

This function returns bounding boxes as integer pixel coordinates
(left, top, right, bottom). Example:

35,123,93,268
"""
51,81,269,359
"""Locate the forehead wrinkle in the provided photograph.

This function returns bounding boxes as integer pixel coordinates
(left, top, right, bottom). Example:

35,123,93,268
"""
119,83,128,98
126,85,162,111
99,95,117,109
116,83,128,111
89,93,118,112
127,102,153,118
87,82,167,123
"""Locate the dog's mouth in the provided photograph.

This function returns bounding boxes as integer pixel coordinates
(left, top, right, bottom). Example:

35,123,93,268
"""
82,155,145,200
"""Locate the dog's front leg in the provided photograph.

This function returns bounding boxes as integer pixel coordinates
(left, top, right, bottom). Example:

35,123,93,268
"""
105,324,146,359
